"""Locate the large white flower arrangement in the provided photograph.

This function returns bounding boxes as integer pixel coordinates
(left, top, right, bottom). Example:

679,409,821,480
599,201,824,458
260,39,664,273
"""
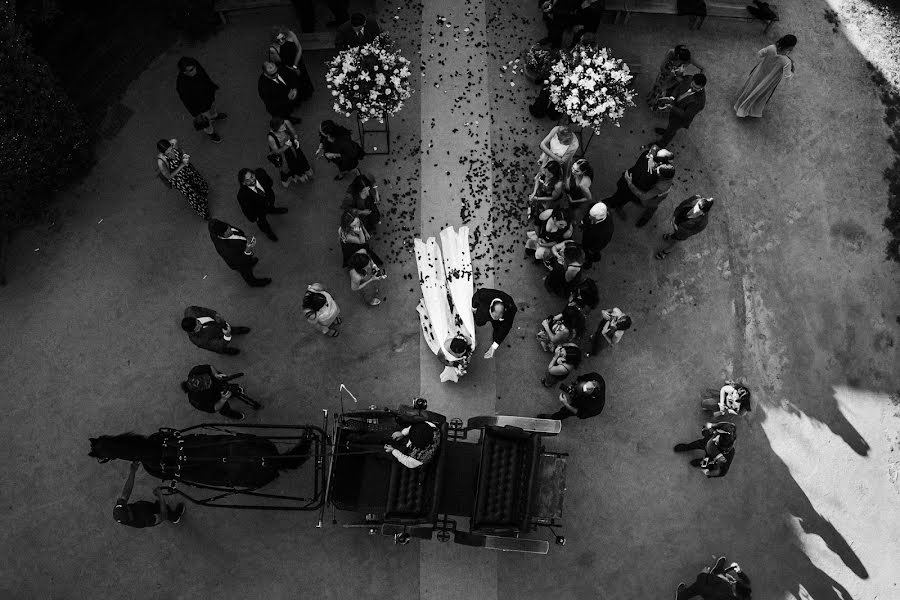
548,45,636,129
326,34,412,123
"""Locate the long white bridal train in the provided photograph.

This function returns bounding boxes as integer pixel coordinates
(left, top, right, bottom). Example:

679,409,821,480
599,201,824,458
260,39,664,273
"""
414,226,477,383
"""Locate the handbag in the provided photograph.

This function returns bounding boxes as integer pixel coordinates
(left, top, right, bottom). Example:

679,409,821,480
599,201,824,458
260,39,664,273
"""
266,152,283,168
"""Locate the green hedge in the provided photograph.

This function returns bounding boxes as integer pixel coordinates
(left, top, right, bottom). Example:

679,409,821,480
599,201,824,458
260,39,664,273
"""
0,16,93,232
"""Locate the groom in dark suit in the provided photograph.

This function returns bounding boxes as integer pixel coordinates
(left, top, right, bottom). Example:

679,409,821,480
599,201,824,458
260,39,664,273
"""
236,168,288,242
335,13,382,50
654,73,707,147
471,288,518,359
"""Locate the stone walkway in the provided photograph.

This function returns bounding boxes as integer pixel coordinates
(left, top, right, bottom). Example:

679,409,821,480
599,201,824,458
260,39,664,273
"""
1,1,899,599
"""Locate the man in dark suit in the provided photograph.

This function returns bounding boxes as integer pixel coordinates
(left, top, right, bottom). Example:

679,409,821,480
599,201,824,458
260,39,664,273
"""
335,13,383,51
471,288,517,359
257,61,302,124
181,306,251,355
237,168,288,242
208,218,272,287
654,73,707,147
581,201,614,268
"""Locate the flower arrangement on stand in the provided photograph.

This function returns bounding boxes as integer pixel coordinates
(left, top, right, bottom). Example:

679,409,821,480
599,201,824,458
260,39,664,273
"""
548,45,636,129
325,33,413,123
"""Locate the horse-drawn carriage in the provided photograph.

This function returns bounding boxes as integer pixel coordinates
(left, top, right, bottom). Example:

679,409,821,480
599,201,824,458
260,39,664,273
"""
90,400,568,554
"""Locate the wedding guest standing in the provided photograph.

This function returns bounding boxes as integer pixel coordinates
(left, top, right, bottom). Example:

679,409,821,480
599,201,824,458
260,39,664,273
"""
537,372,605,421
257,61,303,124
655,195,713,260
541,343,582,387
734,35,797,118
303,283,342,337
471,288,518,359
268,27,314,102
602,145,675,224
653,73,707,148
207,218,272,287
335,13,382,51
586,307,631,357
538,125,579,175
526,207,574,262
528,160,565,217
565,158,593,216
317,120,364,180
267,118,313,186
175,57,226,143
236,168,288,242
339,210,374,267
347,249,385,306
181,305,251,355
647,45,704,110
342,173,381,234
156,138,209,220
580,202,613,268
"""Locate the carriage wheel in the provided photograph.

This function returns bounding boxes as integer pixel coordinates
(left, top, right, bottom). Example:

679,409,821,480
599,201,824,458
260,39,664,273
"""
436,529,451,542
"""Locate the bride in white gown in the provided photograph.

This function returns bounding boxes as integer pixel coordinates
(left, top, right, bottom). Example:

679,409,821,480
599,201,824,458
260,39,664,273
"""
414,226,477,383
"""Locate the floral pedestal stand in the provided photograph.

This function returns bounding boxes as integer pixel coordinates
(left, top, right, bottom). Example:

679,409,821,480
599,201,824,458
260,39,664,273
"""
357,112,391,155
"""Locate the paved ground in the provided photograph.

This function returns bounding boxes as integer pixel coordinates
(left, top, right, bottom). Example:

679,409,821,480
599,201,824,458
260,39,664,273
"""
1,0,899,599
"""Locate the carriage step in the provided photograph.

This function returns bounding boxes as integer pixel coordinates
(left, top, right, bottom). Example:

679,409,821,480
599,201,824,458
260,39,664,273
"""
466,416,561,435
453,531,550,554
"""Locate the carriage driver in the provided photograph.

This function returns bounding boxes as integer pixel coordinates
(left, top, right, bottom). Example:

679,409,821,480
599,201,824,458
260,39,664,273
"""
348,420,441,469
382,421,441,469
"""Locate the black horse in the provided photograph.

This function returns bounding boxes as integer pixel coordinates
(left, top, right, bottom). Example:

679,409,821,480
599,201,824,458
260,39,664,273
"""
89,430,312,490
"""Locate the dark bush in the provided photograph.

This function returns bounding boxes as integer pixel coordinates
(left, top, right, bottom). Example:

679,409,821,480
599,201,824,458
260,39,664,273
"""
162,0,219,41
0,16,94,233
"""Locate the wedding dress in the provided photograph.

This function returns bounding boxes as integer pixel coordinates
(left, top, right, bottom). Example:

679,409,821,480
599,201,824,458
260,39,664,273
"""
415,226,477,383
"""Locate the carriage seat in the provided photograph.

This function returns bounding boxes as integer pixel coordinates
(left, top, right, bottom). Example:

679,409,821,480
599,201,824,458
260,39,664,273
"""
384,420,449,524
471,426,540,534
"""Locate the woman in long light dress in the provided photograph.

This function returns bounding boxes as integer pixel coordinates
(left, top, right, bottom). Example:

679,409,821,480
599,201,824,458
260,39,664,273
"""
734,35,797,118
415,226,477,383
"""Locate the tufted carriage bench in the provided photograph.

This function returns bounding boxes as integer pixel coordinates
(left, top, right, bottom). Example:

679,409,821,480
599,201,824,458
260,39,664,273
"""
470,426,541,534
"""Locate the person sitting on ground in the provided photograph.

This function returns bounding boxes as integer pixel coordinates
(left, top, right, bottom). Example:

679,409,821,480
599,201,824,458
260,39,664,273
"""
676,556,752,600
586,307,632,357
674,422,738,478
538,372,605,421
113,461,184,528
303,283,342,337
537,306,585,352
701,381,751,417
542,342,582,387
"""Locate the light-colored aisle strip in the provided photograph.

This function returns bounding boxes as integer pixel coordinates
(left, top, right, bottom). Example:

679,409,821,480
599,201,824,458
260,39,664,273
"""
418,0,498,597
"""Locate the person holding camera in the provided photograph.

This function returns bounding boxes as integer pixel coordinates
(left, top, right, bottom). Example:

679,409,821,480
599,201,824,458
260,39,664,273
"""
676,556,752,600
348,248,386,306
586,307,632,357
180,364,259,420
541,342,582,387
538,371,605,421
701,381,752,418
602,145,674,223
673,421,737,478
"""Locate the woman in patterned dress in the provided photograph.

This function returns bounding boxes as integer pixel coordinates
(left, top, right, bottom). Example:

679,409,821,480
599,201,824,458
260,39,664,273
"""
647,45,704,111
156,138,210,219
267,117,313,187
